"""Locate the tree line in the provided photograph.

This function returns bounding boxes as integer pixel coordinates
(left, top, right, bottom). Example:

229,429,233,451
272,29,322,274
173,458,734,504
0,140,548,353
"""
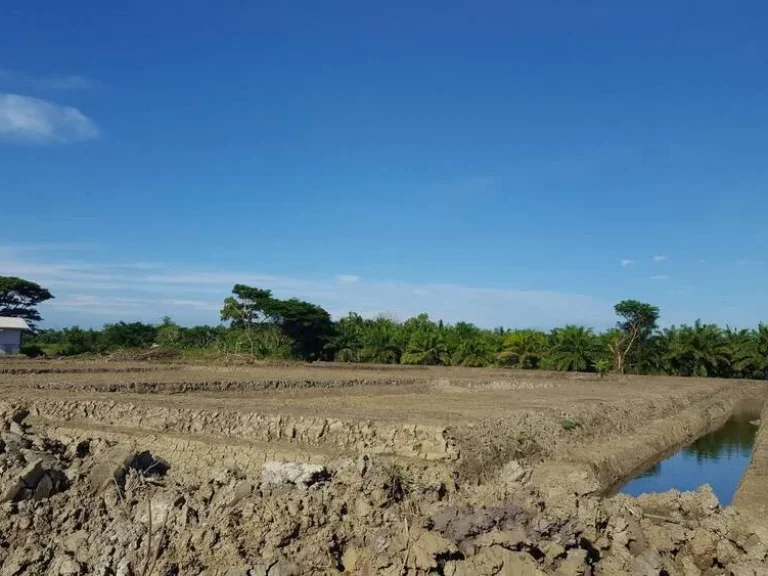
2,276,767,378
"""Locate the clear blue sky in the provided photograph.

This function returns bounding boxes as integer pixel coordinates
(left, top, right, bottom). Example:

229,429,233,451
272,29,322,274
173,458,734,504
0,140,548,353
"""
1,1,766,329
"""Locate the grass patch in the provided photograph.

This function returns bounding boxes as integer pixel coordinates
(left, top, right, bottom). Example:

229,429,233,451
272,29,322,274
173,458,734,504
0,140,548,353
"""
561,418,584,431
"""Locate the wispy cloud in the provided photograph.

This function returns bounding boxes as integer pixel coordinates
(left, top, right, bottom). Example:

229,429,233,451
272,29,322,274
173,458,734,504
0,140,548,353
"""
31,74,94,91
0,69,94,91
653,255,667,263
0,244,613,329
620,259,633,267
649,274,671,281
336,274,360,284
0,93,99,143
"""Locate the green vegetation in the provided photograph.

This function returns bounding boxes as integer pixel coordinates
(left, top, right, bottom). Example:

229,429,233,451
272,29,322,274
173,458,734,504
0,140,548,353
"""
6,274,766,379
0,276,54,328
561,418,584,431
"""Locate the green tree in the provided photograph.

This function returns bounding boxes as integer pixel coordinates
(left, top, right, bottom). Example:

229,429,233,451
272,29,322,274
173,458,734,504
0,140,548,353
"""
401,316,450,365
499,330,549,369
221,285,334,360
266,298,335,360
156,316,182,347
0,276,54,328
608,300,660,373
101,322,158,349
546,325,597,372
329,313,365,362
722,327,757,378
664,321,727,377
360,316,402,363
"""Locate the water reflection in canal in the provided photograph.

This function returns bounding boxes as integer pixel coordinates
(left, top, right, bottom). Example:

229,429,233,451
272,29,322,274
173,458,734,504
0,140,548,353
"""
619,413,759,505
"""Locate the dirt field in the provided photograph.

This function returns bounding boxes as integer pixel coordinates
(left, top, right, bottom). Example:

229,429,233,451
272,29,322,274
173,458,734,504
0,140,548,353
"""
1,359,767,575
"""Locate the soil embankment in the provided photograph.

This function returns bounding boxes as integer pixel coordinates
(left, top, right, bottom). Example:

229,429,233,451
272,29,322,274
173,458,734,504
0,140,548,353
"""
1,361,767,575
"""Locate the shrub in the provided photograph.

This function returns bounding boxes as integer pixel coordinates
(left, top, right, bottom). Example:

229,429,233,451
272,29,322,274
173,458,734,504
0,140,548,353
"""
20,344,45,358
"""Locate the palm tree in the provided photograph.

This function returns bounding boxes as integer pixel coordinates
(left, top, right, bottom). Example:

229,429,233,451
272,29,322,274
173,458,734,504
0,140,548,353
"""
546,325,597,372
667,321,727,377
401,330,450,365
499,330,549,369
360,316,402,364
722,327,757,378
329,313,365,362
754,323,768,379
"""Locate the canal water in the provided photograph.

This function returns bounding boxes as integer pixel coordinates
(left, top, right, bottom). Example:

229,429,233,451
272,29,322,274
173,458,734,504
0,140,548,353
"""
619,413,759,505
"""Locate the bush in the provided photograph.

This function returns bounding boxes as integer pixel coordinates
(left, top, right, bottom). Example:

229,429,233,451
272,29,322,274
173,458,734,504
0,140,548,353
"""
20,344,45,358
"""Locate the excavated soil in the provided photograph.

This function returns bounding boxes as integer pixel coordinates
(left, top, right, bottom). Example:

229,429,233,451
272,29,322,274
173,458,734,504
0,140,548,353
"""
1,360,767,575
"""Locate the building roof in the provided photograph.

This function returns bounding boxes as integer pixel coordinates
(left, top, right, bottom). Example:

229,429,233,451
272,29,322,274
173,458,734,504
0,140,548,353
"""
0,317,31,330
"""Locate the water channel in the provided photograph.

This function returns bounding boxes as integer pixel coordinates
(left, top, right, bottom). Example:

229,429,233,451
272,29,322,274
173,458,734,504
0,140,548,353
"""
619,412,760,506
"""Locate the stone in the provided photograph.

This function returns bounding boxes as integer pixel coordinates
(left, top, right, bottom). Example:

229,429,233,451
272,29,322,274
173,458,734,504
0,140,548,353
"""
9,421,24,436
260,461,330,489
268,561,299,576
452,546,547,576
88,446,136,489
19,460,44,488
0,479,24,503
229,481,253,506
137,496,173,530
556,549,587,576
688,528,717,569
679,555,702,576
409,531,456,570
62,530,88,554
57,558,82,575
477,528,530,549
501,460,526,483
20,448,57,468
544,542,566,562
629,548,662,576
32,473,54,500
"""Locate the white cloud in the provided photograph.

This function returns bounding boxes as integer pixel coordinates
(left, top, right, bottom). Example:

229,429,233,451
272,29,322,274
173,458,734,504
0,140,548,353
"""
653,255,667,262
336,274,360,284
0,243,613,329
620,259,633,267
698,259,707,264
0,93,99,143
649,274,671,281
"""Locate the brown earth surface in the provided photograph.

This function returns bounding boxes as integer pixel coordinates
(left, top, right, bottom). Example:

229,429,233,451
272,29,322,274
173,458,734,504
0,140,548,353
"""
1,359,767,575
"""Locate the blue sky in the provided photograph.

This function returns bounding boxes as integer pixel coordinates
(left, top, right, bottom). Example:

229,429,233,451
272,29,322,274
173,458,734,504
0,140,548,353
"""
1,1,767,329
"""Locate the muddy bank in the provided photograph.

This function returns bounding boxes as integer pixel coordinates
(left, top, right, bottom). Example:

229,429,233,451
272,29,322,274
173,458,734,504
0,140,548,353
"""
2,406,768,576
733,403,768,516
530,384,767,499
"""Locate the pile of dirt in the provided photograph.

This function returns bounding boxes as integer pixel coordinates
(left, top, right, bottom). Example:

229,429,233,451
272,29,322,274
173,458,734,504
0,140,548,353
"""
2,405,767,576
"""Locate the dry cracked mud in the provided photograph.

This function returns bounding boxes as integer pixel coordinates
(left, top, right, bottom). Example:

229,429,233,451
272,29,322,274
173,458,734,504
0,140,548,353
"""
1,360,767,575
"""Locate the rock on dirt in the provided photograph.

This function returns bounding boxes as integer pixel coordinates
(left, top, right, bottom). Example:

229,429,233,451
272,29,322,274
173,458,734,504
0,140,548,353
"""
260,461,330,489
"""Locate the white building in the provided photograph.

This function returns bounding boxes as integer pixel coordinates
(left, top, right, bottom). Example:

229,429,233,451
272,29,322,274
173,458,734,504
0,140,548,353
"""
0,317,31,354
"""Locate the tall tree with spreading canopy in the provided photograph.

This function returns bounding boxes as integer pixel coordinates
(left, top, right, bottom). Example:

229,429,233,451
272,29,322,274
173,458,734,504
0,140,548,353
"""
0,276,54,328
607,300,660,374
220,284,334,360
